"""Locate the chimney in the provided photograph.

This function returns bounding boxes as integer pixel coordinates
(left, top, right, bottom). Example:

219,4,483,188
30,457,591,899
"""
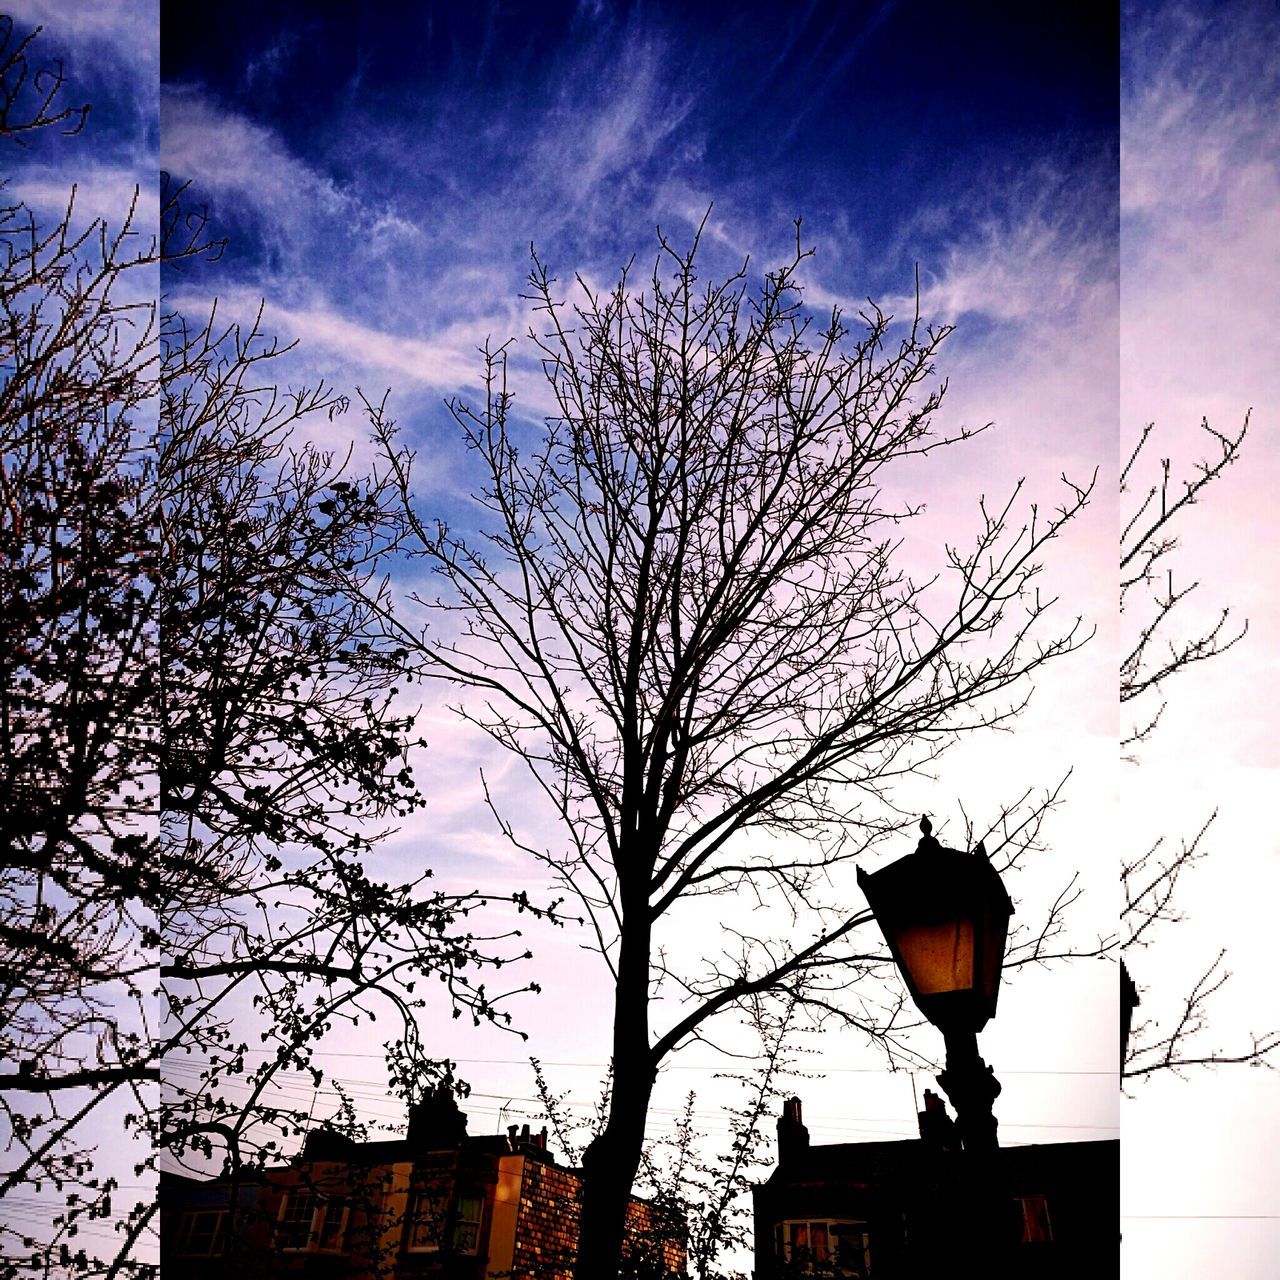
406,1084,468,1149
508,1122,549,1154
917,1088,959,1152
777,1096,810,1166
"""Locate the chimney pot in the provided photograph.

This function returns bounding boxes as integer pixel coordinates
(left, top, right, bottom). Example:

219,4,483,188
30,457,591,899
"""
777,1095,810,1165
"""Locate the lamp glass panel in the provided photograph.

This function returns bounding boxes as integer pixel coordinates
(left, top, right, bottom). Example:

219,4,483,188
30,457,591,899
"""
895,918,975,995
981,908,1003,1002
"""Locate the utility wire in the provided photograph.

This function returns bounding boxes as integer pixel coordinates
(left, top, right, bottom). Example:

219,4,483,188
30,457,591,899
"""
162,1049,1115,1076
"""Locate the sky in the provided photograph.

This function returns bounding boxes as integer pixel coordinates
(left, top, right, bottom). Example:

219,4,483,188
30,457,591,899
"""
151,0,1122,1248
1117,4,1280,1277
3,0,1276,1275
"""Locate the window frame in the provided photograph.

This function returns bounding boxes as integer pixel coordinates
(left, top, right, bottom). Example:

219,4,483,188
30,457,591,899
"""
176,1208,226,1257
404,1187,448,1253
276,1189,350,1254
775,1217,871,1275
452,1192,484,1256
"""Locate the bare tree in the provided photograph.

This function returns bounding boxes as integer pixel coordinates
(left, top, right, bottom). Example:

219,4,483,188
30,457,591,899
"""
370,220,1097,1274
0,24,165,1265
1119,413,1279,1080
0,22,549,1272
157,189,555,1189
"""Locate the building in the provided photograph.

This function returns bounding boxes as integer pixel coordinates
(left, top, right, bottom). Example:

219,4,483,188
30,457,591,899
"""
752,1094,1118,1279
162,1087,684,1279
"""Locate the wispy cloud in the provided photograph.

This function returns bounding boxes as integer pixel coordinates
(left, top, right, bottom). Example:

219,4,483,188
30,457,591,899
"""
11,161,148,227
1122,3,1279,224
8,0,155,62
1122,3,1280,419
161,87,361,255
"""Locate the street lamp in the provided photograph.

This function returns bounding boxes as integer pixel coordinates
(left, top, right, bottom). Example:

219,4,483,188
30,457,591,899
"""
857,816,1014,1152
1120,959,1139,1075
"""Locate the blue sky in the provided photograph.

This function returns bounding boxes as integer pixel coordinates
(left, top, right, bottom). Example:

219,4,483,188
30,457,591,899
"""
157,0,1116,299
154,1,1117,442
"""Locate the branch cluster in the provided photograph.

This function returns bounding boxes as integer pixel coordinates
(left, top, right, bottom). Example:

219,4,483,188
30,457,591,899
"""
1119,414,1277,1082
375,221,1096,1072
0,36,554,1277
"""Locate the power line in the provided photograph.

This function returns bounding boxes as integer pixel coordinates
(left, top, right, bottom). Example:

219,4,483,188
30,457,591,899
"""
1123,1215,1280,1221
162,1049,1116,1076
159,1062,1116,1135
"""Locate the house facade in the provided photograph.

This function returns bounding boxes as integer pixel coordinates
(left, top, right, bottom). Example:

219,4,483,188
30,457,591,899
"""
162,1088,683,1280
752,1094,1119,1279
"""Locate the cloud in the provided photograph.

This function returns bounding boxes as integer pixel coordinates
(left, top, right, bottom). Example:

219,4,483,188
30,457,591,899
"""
1122,5,1280,415
1122,3,1279,223
165,283,561,421
161,86,354,241
7,0,154,60
11,161,149,228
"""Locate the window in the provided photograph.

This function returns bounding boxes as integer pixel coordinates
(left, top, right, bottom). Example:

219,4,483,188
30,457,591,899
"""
1016,1194,1053,1244
176,1209,225,1256
277,1191,348,1252
452,1193,484,1255
405,1189,482,1256
406,1189,447,1252
775,1219,870,1276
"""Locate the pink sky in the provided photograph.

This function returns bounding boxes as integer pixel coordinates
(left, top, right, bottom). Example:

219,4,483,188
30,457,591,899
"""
1119,8,1280,1277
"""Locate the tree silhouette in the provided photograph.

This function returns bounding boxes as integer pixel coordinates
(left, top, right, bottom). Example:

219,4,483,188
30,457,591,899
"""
1119,414,1279,1080
370,220,1098,1275
0,25,549,1275
0,23,166,1268
157,184,554,1187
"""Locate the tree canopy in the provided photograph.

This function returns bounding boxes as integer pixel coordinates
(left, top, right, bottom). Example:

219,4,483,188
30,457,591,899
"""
371,222,1097,1274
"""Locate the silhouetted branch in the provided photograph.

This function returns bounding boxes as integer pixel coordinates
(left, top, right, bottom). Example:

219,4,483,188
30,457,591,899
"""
0,17,89,143
366,217,1095,1275
1120,414,1248,751
1119,413,1277,1082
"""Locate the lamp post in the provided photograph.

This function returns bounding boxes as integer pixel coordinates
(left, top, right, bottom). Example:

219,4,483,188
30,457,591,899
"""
857,816,1014,1152
858,816,1016,1274
1120,958,1139,1075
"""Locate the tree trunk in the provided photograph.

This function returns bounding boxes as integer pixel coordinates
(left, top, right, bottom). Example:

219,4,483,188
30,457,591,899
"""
574,887,656,1279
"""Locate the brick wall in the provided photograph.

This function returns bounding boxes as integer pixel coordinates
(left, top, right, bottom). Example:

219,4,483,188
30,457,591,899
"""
506,1160,684,1279
509,1159,582,1279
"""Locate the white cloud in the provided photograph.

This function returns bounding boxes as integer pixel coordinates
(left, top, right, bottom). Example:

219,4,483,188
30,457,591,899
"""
7,0,155,58
161,86,349,223
11,161,149,228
